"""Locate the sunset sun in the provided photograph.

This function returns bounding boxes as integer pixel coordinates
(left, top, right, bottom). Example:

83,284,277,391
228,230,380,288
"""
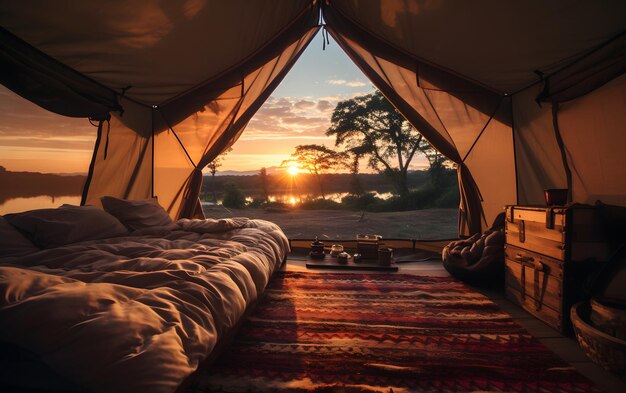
287,164,300,177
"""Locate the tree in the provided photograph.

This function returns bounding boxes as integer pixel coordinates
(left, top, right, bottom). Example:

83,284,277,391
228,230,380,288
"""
344,145,369,196
222,183,246,209
326,90,433,196
282,144,346,200
206,148,232,202
259,167,270,203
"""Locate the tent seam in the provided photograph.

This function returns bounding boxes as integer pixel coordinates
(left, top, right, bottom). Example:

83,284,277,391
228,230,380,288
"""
511,29,626,97
461,97,504,162
80,119,105,205
324,3,503,95
156,109,197,168
158,2,319,107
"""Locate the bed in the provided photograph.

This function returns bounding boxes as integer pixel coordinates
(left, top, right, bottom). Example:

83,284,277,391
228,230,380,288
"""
0,200,289,393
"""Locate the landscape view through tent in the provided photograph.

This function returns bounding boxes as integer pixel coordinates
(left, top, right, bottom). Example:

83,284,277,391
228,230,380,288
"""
0,31,458,240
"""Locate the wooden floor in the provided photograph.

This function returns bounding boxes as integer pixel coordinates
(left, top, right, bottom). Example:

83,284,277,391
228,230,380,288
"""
284,253,626,393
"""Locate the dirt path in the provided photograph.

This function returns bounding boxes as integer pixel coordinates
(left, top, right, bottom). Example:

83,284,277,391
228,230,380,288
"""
202,205,458,240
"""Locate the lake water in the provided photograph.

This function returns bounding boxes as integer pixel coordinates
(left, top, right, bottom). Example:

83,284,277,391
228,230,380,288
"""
263,191,394,205
0,191,395,215
0,196,82,215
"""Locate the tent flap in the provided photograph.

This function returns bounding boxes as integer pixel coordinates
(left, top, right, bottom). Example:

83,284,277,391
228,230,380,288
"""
324,2,517,235
2,0,626,239
0,27,119,119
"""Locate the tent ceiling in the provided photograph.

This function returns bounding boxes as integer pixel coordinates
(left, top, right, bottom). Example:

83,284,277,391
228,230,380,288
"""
1,0,624,102
331,0,626,93
0,0,313,104
1,0,625,232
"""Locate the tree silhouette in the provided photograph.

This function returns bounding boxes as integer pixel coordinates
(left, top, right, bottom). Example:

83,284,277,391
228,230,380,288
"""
326,91,434,196
206,148,232,202
344,145,369,196
259,167,270,203
282,144,346,200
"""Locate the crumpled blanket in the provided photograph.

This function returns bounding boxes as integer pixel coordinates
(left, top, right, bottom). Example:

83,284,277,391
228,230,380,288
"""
0,217,289,393
442,228,505,287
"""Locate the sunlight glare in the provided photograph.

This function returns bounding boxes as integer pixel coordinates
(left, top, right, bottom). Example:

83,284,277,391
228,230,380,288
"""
289,196,297,205
287,164,300,177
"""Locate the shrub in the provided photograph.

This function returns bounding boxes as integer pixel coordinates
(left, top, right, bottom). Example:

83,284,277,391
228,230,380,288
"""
341,193,382,210
299,198,342,210
222,183,246,209
247,196,267,208
365,184,458,212
434,186,460,208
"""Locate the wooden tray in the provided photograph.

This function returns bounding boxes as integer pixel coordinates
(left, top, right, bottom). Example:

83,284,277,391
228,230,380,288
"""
306,258,398,272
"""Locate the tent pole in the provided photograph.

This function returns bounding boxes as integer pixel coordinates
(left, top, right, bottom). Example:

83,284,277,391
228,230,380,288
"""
510,96,520,205
151,108,155,199
80,119,105,205
551,103,573,203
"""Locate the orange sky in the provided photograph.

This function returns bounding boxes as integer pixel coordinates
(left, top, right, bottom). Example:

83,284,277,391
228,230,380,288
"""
0,33,430,174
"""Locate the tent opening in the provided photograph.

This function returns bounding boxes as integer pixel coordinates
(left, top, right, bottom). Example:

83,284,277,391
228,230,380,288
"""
2,0,625,242
196,31,460,241
0,30,463,242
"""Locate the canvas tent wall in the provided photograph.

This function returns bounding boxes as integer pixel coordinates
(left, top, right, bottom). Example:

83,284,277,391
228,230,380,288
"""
1,0,625,237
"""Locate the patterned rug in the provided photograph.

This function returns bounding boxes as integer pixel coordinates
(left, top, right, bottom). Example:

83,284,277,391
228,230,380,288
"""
186,272,598,392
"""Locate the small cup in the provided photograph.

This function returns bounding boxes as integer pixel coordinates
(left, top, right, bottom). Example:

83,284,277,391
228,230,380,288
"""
544,189,568,206
310,242,325,254
378,247,393,266
337,252,349,264
330,244,344,257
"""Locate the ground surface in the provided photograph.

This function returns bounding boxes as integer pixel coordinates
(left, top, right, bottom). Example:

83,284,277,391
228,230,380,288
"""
284,255,626,393
202,205,458,240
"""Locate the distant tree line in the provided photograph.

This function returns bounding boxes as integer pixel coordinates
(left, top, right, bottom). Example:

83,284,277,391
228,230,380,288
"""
203,90,459,211
281,91,453,199
0,169,86,204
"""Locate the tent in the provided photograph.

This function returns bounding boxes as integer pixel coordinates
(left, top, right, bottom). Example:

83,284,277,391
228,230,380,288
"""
1,0,625,236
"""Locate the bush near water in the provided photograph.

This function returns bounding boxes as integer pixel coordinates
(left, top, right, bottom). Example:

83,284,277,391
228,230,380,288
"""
202,169,459,212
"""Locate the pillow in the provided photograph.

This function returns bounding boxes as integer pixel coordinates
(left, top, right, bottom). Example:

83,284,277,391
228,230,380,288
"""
4,205,129,248
0,216,40,257
100,196,174,231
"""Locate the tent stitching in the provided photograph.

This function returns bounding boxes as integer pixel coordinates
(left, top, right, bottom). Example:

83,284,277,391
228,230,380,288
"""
511,29,626,98
461,97,504,163
421,88,457,153
157,2,318,107
324,2,503,95
157,108,197,168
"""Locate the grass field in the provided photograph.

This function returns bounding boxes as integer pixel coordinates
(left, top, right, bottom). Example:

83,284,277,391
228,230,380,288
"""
203,205,458,240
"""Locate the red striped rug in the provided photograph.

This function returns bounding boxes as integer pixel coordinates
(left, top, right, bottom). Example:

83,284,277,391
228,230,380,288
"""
186,272,598,392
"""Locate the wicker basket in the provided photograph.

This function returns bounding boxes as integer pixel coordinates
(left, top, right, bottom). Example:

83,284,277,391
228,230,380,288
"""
571,302,626,379
590,298,626,340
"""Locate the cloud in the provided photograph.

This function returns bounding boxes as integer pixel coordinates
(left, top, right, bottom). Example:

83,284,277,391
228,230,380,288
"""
326,79,368,88
317,100,334,112
293,100,316,110
0,84,378,173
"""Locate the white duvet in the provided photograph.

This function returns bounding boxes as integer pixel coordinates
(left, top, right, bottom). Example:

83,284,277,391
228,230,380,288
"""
0,218,289,393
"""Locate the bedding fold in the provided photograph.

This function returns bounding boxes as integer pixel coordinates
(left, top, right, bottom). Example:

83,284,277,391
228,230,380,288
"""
0,217,289,393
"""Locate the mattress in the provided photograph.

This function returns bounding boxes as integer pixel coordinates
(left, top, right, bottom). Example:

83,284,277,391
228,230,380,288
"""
0,217,289,393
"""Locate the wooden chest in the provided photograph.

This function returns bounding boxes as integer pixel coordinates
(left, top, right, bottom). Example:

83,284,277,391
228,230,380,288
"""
504,205,609,333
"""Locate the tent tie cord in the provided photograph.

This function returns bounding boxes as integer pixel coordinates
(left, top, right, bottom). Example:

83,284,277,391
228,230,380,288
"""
321,25,330,50
533,70,549,107
102,119,111,160
116,85,133,115
88,114,111,160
